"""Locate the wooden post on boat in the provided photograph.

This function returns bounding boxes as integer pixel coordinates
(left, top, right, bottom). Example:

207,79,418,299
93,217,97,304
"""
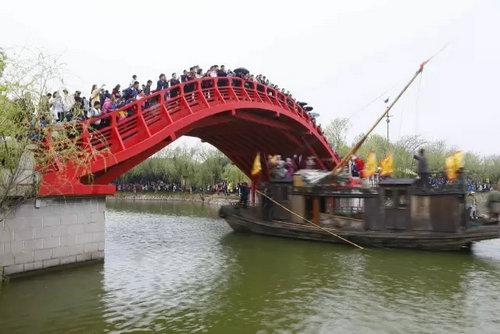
251,180,256,206
312,197,320,225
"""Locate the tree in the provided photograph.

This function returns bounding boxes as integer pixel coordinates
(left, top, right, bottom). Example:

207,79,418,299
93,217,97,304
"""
323,117,350,157
0,49,104,215
222,163,248,186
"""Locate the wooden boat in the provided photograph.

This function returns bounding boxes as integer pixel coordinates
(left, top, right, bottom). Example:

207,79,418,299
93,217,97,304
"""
220,59,499,251
219,178,500,251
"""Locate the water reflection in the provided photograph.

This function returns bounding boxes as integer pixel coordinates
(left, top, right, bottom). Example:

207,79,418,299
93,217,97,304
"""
0,200,499,333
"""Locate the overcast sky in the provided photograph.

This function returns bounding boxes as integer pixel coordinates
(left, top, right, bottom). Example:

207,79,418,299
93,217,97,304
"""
1,0,498,155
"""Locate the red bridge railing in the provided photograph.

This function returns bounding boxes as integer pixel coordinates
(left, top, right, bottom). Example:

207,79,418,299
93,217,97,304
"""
85,77,326,153
40,77,337,196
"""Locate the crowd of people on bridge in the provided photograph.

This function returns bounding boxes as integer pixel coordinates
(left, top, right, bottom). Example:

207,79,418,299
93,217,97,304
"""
38,64,315,127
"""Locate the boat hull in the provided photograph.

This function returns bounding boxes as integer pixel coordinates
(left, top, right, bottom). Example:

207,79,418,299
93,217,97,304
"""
219,206,500,251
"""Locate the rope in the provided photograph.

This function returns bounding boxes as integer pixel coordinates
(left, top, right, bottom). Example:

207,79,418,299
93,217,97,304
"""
346,82,400,121
255,189,364,250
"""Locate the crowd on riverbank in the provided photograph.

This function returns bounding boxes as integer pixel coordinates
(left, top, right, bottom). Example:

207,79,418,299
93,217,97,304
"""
115,180,248,195
39,64,307,125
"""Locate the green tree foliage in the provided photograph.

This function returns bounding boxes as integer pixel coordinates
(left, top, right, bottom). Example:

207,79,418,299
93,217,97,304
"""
0,49,103,213
124,116,499,188
323,117,350,157
118,145,249,190
323,118,500,182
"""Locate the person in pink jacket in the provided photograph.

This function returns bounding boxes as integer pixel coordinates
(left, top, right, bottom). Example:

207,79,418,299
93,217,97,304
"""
102,95,116,114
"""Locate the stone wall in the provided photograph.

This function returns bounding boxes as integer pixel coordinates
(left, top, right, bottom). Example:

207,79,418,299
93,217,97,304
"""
0,196,105,277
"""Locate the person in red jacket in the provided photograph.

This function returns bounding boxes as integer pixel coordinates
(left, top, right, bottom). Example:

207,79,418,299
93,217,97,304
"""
350,156,365,178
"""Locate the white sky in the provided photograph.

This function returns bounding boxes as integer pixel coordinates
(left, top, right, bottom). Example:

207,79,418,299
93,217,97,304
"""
1,0,498,155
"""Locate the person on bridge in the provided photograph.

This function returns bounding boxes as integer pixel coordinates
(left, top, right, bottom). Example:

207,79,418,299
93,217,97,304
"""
217,65,227,77
413,148,429,188
129,74,138,87
61,89,75,121
102,95,116,114
90,84,101,111
144,80,153,95
207,65,218,77
169,73,180,86
181,70,189,83
169,73,180,97
156,74,168,91
89,101,102,127
49,91,64,123
112,84,121,99
123,81,140,102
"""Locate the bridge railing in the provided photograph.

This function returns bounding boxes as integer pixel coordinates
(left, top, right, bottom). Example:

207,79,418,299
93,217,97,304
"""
48,77,329,171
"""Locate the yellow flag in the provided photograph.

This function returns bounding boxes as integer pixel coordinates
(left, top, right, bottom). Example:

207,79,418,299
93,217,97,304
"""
364,152,377,177
380,154,393,177
445,151,463,180
251,152,262,176
453,151,464,170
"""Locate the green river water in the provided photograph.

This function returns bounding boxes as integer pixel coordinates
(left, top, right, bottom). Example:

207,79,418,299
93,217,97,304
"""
1,200,500,333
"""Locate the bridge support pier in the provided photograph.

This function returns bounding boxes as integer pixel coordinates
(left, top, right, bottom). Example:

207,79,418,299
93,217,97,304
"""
1,196,105,278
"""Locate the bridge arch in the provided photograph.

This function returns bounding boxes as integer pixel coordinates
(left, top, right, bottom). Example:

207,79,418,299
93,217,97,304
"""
40,77,339,196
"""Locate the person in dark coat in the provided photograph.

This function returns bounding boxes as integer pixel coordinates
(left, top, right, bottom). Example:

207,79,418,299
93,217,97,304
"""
169,73,180,98
239,182,249,208
144,80,153,95
414,148,429,188
180,70,189,83
261,185,273,221
156,74,168,91
217,65,227,77
123,81,140,102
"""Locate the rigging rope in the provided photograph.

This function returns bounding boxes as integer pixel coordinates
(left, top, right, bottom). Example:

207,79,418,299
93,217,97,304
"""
346,82,400,121
255,189,364,250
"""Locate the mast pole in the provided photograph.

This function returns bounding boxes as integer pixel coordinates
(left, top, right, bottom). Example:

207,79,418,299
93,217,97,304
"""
332,60,429,174
386,112,390,142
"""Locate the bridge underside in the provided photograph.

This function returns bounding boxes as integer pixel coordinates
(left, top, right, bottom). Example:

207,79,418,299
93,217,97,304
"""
187,109,334,174
89,108,334,187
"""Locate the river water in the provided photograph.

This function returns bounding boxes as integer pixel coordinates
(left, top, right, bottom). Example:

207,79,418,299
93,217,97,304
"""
1,200,500,333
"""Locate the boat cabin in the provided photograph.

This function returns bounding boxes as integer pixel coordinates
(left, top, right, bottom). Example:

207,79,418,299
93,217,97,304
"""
262,175,470,234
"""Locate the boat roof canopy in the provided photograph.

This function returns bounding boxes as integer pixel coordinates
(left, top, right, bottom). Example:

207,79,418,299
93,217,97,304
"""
378,178,415,186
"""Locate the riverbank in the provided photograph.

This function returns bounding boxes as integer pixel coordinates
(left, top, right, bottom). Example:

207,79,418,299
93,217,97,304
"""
107,192,238,207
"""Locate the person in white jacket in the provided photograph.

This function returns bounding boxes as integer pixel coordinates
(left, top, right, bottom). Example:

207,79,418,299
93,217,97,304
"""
61,89,75,121
89,101,102,127
49,91,64,122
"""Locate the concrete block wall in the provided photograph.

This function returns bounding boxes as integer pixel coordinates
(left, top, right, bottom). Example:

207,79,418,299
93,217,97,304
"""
0,196,105,276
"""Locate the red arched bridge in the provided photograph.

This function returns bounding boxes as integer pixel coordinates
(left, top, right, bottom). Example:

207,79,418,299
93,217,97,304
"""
40,77,339,196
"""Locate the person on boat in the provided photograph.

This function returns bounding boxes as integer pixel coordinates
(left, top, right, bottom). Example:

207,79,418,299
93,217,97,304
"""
306,156,316,169
467,192,478,220
350,156,365,178
239,182,249,208
261,185,273,221
413,148,429,188
487,182,500,222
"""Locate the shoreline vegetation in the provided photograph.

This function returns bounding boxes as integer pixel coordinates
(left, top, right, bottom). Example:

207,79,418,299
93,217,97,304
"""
117,120,499,196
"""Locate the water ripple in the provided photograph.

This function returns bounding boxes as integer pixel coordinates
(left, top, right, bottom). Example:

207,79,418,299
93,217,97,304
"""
1,202,500,333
